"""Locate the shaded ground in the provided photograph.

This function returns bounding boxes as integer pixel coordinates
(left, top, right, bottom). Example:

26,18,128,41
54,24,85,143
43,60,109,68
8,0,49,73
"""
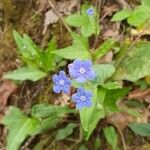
0,0,150,149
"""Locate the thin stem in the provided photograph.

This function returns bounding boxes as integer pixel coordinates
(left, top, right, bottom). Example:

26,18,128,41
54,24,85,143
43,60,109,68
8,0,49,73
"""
112,123,127,150
86,81,94,92
48,0,72,33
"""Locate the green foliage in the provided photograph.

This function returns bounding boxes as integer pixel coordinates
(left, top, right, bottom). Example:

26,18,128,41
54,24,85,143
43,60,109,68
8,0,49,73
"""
3,104,75,150
127,5,150,27
55,123,78,141
141,0,150,7
4,67,47,81
65,4,100,37
4,31,58,82
128,123,150,137
79,64,116,140
52,32,91,60
80,88,105,140
112,3,150,27
103,126,118,150
93,38,116,61
31,103,75,119
93,64,116,85
3,106,39,150
111,9,131,21
103,88,130,113
115,42,150,82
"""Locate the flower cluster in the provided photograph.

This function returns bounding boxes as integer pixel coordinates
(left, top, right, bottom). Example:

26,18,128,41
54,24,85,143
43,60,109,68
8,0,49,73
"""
52,59,96,109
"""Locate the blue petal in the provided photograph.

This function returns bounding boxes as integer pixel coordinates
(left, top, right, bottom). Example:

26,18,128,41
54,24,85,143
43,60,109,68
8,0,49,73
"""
53,85,61,93
84,60,93,68
72,93,79,102
62,86,70,94
68,66,78,78
52,74,59,82
84,100,92,107
85,90,93,97
59,71,66,78
76,76,86,83
77,87,85,93
73,59,82,67
76,102,84,109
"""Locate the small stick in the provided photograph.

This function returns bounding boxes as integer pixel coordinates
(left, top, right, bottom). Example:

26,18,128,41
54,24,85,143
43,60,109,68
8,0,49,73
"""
20,136,35,150
48,0,72,33
116,0,131,9
112,123,127,150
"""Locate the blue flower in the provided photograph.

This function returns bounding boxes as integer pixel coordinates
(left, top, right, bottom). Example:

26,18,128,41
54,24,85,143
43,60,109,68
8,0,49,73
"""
68,59,96,83
86,8,94,15
71,88,93,109
52,71,71,94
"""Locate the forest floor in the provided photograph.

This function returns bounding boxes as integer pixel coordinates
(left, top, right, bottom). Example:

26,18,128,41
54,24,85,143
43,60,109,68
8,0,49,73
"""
0,0,150,150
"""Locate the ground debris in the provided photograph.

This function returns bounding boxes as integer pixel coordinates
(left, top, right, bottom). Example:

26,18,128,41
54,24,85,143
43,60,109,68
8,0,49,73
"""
43,0,77,34
128,88,150,103
0,80,17,109
107,112,135,131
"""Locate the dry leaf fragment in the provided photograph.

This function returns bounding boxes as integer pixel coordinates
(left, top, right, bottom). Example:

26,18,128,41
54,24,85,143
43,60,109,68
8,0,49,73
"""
0,80,17,108
108,112,134,131
57,0,78,15
43,9,59,34
128,89,150,103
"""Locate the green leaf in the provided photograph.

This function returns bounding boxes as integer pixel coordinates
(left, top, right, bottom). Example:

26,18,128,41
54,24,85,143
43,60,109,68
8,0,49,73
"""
79,144,88,150
31,103,75,119
114,42,150,82
71,32,89,51
127,5,150,27
52,33,91,60
81,4,100,37
3,67,47,81
93,38,115,61
31,104,76,135
80,88,105,140
141,0,150,7
93,64,115,85
3,106,39,150
111,9,131,21
101,81,122,89
23,34,41,58
55,123,78,141
65,14,87,27
31,116,60,135
104,126,118,150
128,123,150,137
44,37,57,72
104,88,130,112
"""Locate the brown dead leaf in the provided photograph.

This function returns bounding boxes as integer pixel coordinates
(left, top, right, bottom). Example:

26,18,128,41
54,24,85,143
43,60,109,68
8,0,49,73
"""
43,9,59,34
43,0,77,34
0,80,17,108
108,112,134,131
128,88,150,103
137,109,150,123
54,93,70,106
57,0,78,15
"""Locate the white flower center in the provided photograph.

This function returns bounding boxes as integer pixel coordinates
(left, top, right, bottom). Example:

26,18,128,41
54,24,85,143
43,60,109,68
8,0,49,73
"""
59,80,64,85
79,67,86,74
80,96,86,101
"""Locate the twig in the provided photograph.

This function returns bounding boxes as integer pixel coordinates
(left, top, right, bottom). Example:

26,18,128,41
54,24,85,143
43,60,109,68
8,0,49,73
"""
112,123,127,150
21,136,35,150
70,126,83,150
116,0,131,9
93,0,102,50
48,0,72,33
